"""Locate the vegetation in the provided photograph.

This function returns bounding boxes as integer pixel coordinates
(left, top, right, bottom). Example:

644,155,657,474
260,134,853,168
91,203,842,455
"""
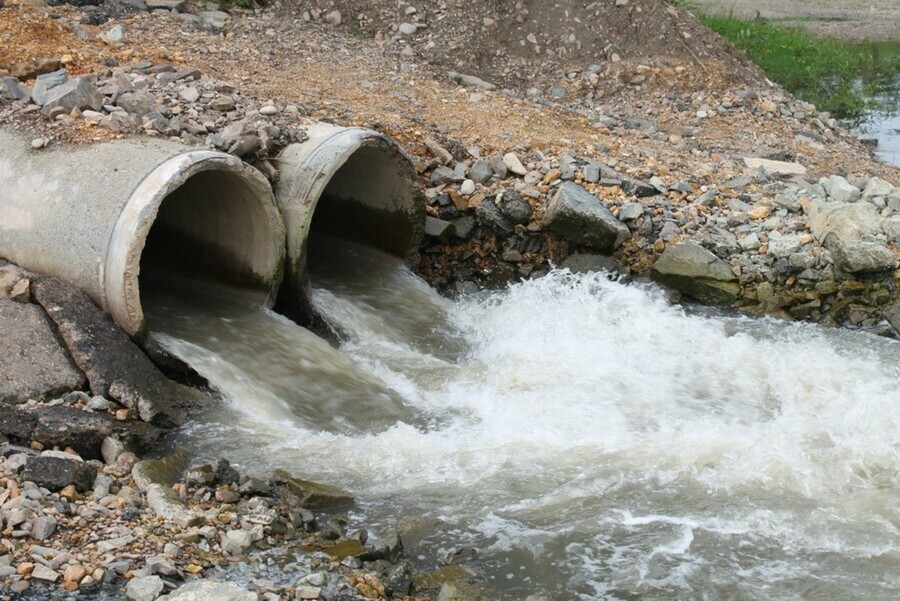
680,8,900,122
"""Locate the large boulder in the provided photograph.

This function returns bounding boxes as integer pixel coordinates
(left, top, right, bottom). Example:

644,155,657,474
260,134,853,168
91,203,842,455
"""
543,182,630,253
0,300,85,403
22,454,97,492
158,581,256,601
806,200,882,248
830,240,896,274
40,77,103,117
32,277,188,425
651,242,740,306
272,469,354,511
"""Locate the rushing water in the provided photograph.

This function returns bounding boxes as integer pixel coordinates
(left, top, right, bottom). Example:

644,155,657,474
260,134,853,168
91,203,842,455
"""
148,238,900,600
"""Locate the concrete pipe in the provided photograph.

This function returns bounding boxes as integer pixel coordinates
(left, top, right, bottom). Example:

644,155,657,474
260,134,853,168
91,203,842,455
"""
274,123,424,321
0,129,285,338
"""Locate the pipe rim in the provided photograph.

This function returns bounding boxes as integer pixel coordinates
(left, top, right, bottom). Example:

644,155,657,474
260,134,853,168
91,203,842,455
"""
105,151,285,337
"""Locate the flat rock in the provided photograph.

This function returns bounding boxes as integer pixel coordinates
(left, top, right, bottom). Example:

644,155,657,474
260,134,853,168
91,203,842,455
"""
146,0,184,9
560,253,625,275
272,469,354,511
651,242,740,306
743,157,807,176
543,182,630,253
127,576,165,601
22,455,97,492
0,300,85,404
32,277,185,425
158,581,256,601
448,72,496,91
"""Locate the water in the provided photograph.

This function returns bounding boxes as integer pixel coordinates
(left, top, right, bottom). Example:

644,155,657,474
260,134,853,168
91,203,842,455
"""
149,240,900,600
852,41,900,166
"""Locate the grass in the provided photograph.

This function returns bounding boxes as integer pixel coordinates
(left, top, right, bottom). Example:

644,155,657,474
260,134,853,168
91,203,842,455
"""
678,8,900,122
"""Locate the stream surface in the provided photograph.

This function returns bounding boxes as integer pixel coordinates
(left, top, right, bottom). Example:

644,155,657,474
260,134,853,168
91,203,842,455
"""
148,238,900,600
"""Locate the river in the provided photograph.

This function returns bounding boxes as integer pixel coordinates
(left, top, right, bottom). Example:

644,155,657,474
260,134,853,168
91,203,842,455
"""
144,235,900,600
854,41,900,167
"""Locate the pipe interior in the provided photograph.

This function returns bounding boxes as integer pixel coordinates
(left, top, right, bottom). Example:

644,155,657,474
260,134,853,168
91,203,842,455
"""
139,169,279,312
307,145,418,259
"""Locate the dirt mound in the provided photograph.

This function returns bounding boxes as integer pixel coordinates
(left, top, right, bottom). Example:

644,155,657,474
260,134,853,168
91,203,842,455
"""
297,0,764,93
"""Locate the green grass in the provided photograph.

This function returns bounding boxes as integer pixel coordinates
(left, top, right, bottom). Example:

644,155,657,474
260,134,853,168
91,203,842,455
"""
687,11,900,121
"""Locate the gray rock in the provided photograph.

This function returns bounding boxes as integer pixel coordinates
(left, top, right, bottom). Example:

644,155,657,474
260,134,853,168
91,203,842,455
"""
469,160,492,185
618,202,644,221
502,153,527,176
127,575,165,601
158,581,256,600
774,192,801,212
474,199,514,235
323,9,342,25
488,154,508,178
31,515,57,541
146,0,185,9
208,95,235,111
431,166,464,185
822,175,861,203
543,182,630,253
32,277,186,426
31,69,68,105
767,235,802,259
425,217,454,243
620,177,657,198
806,200,882,248
0,300,85,403
1,75,30,102
883,216,900,244
102,436,126,464
452,216,476,240
225,529,252,550
831,240,896,273
23,455,96,492
438,582,488,601
560,253,624,275
886,302,900,335
651,242,740,306
198,11,229,29
862,177,894,200
497,188,532,225
583,162,601,183
739,232,761,251
116,92,155,116
178,87,200,103
272,469,354,511
31,564,58,582
448,72,496,91
40,78,102,117
102,24,126,45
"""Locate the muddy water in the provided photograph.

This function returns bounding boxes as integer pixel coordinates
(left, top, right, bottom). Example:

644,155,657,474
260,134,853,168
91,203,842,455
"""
149,240,900,600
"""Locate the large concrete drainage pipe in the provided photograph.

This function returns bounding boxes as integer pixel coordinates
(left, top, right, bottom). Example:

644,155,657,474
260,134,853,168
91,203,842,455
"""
0,129,285,338
274,124,424,321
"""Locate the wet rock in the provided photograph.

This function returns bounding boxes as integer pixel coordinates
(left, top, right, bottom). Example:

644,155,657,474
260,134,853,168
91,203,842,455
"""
41,77,103,117
543,182,630,253
475,199,515,235
560,253,624,275
126,575,165,601
0,300,86,403
23,455,97,492
158,581,256,600
497,188,532,225
31,405,160,459
413,565,472,591
438,582,488,601
830,240,896,273
886,302,900,335
32,277,185,425
215,458,240,485
651,242,740,306
272,469,354,511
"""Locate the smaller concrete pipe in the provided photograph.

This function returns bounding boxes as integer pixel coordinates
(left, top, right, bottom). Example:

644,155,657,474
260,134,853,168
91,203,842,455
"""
0,129,285,337
274,124,424,320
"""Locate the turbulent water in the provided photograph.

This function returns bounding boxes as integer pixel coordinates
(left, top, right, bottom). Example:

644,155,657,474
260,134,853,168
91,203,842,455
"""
149,238,900,600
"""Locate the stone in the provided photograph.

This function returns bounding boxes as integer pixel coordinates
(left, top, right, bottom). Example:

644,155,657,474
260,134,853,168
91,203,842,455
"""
863,177,894,200
0,301,85,403
619,177,657,198
831,241,896,273
225,529,252,550
1,75,31,102
767,235,802,259
651,243,740,306
438,582,488,601
23,455,96,492
198,11,230,29
469,160,492,185
158,580,256,600
178,87,200,103
63,564,87,584
323,10,342,25
883,216,900,244
544,182,630,253
146,0,185,9
886,302,900,335
117,92,156,116
31,563,58,582
259,105,278,116
425,217,455,243
618,202,643,221
40,78,103,117
822,175,861,203
295,586,321,600
272,469,354,511
742,157,807,176
102,436,126,464
398,23,417,35
102,24,126,45
488,154,508,178
31,515,57,541
32,277,186,425
806,200,882,248
31,69,68,105
459,179,476,195
449,72,496,91
502,153,527,176
474,199,514,235
560,253,624,275
431,166,465,185
497,188,532,225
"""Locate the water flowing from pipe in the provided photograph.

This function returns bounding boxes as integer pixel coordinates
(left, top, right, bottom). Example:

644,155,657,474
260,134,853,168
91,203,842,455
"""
149,239,900,600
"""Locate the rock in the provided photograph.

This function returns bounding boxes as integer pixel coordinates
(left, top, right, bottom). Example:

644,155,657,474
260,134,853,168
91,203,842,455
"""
22,455,97,492
438,582,488,601
127,575,165,601
398,22,417,35
651,243,740,306
215,458,240,484
883,216,900,244
272,469,354,511
886,302,900,335
497,188,532,225
468,160,492,185
117,92,156,116
31,563,58,582
323,10,342,25
40,77,103,117
822,175,861,203
742,157,807,176
146,0,184,9
295,586,321,600
413,566,472,591
767,235,802,259
431,166,465,185
225,529,252,550
806,200,882,248
560,253,624,275
178,87,200,103
863,177,894,200
459,179,476,195
0,301,85,403
31,515,57,541
31,68,68,105
259,105,278,116
425,217,455,243
102,24,126,45
448,72,496,91
618,202,643,221
619,177,658,198
158,581,256,600
543,182,630,253
502,153,527,176
1,75,31,102
488,154,508,178
198,11,229,29
830,240,896,273
474,199,514,235
32,277,185,425
63,564,87,584
102,436,126,464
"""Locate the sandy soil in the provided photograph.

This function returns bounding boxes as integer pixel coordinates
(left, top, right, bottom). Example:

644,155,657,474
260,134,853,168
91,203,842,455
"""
687,0,900,42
